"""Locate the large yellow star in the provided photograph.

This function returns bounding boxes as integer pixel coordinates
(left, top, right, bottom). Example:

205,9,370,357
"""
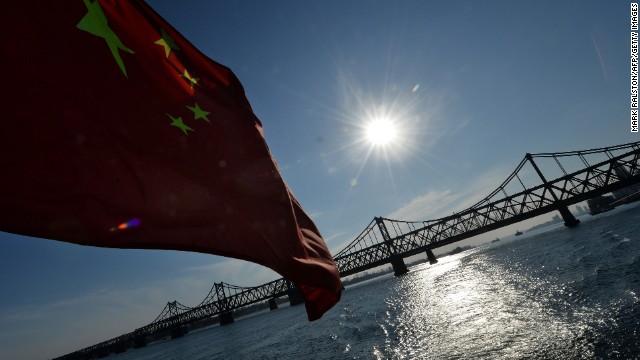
77,0,134,78
181,69,199,88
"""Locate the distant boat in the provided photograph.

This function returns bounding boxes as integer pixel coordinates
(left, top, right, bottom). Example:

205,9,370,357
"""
447,245,473,256
515,230,523,236
492,238,500,243
587,195,615,215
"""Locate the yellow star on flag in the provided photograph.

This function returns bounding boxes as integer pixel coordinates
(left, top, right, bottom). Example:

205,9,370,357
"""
154,28,179,58
76,0,134,78
181,69,199,88
167,113,193,135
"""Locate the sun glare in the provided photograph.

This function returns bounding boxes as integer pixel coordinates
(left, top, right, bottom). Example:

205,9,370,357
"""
366,118,397,146
326,71,437,191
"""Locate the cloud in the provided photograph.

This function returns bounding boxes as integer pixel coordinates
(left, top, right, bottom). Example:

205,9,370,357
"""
307,210,323,220
386,166,511,222
324,230,350,246
0,284,171,360
387,189,459,221
181,259,281,291
0,258,281,360
326,229,365,255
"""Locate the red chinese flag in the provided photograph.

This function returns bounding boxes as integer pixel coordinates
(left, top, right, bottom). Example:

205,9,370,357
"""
0,1,341,320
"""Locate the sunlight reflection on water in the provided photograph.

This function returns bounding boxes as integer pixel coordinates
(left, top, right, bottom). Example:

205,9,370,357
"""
377,250,597,359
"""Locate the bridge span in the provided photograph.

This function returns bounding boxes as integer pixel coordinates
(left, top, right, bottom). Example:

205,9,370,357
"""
334,141,640,276
55,141,640,359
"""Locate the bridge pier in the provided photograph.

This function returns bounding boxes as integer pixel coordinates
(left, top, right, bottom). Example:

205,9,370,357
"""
95,348,109,358
288,284,304,306
391,256,408,276
133,336,148,348
113,343,127,354
374,217,409,276
219,312,234,325
557,206,580,227
426,248,438,265
268,298,278,310
171,325,189,338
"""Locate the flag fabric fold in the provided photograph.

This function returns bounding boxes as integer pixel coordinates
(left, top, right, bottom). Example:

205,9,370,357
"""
0,0,341,320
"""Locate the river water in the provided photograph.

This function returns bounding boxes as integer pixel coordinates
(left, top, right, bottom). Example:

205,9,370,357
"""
110,203,640,359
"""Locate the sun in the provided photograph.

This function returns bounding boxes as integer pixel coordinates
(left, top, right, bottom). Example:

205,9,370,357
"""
365,118,397,146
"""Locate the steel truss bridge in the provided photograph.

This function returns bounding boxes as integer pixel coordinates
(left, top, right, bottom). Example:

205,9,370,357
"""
333,140,640,276
58,279,304,358
56,141,640,359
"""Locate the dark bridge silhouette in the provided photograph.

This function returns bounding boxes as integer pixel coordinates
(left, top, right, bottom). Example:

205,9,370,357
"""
56,141,640,359
58,279,306,358
333,141,640,276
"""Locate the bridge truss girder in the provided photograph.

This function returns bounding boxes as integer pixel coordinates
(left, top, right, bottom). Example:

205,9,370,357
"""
335,144,640,276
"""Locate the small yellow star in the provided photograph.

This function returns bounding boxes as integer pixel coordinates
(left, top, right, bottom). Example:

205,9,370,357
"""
187,103,211,123
181,69,199,88
154,28,179,58
167,113,194,135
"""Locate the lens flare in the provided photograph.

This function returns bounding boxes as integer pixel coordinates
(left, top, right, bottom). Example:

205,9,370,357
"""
110,217,141,232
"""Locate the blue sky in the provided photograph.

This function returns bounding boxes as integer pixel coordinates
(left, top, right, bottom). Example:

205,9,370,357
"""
1,1,637,359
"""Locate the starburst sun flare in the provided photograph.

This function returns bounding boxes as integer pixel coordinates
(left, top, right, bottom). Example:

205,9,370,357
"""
365,118,398,146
